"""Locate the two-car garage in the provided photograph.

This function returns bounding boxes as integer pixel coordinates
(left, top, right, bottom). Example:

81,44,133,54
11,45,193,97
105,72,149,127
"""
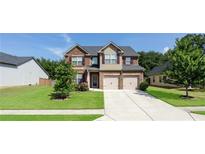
123,77,138,90
103,76,119,90
103,75,139,90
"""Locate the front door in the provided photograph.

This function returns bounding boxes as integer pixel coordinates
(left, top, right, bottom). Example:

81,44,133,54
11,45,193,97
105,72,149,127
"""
92,74,98,88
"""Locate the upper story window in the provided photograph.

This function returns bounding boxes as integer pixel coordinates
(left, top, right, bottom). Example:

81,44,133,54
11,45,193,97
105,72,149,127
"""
104,53,117,64
72,56,83,66
92,57,98,65
125,57,131,65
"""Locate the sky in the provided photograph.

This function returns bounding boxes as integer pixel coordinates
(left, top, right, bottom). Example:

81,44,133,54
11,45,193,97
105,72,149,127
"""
0,33,187,60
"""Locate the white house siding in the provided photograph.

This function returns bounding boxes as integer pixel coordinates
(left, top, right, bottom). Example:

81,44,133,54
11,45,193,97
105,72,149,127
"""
0,59,48,87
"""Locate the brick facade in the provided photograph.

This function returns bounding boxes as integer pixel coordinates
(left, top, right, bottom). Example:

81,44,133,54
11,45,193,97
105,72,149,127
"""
64,44,144,89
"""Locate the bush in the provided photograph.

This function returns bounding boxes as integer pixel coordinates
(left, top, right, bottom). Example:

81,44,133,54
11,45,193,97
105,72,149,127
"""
50,91,69,100
139,81,149,91
76,82,89,91
50,62,75,100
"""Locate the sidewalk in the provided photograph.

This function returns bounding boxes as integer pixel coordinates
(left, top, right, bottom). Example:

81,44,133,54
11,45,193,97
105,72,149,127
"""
178,106,205,112
0,109,104,115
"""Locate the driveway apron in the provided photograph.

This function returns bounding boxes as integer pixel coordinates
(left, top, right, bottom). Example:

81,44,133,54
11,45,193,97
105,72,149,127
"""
101,90,194,121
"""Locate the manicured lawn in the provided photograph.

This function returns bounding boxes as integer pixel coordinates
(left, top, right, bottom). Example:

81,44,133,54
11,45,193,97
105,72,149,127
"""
147,86,205,107
0,86,104,109
0,114,102,121
191,111,205,115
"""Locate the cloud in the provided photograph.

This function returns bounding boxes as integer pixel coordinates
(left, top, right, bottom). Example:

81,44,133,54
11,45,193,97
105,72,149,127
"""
163,47,170,54
61,33,72,43
46,47,65,58
46,34,74,58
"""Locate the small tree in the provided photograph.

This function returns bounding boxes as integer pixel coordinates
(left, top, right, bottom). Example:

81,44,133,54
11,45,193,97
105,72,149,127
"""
51,62,76,99
166,34,205,97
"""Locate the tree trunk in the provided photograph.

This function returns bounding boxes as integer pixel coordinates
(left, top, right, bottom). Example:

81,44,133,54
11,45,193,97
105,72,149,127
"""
185,86,189,97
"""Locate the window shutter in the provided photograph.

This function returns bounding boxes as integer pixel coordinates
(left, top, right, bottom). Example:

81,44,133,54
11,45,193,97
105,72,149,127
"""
102,54,105,64
117,54,119,64
83,57,85,65
131,57,133,64
70,57,72,64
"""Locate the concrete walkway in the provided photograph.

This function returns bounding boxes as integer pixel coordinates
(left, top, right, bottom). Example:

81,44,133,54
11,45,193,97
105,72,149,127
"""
96,90,196,121
0,109,104,115
178,106,205,112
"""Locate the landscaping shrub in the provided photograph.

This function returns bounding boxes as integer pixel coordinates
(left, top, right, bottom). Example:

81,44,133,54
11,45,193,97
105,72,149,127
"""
50,91,69,100
50,62,75,100
76,82,89,91
139,81,149,91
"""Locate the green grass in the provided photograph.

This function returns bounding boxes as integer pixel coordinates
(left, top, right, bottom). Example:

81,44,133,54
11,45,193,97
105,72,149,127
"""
191,111,205,115
0,86,104,109
0,114,103,121
147,86,205,107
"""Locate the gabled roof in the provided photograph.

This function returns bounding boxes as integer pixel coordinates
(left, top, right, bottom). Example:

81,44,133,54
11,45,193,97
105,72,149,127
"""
97,42,124,53
148,61,171,76
0,51,49,76
0,52,33,66
65,44,89,55
65,43,139,56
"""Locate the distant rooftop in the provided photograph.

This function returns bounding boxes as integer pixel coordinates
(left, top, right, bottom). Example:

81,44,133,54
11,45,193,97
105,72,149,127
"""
148,61,171,76
0,52,33,66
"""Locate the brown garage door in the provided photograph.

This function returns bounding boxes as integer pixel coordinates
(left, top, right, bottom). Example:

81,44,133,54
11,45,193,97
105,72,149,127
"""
103,76,119,90
123,77,138,90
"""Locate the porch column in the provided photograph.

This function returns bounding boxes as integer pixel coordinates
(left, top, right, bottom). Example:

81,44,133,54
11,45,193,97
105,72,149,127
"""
87,70,90,88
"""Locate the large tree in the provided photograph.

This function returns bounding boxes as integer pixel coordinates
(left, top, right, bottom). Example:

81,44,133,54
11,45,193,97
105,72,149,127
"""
166,34,205,97
36,58,64,80
138,51,168,76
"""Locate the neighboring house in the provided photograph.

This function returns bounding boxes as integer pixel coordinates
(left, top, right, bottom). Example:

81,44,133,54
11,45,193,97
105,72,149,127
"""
64,42,145,90
0,52,49,87
148,62,177,87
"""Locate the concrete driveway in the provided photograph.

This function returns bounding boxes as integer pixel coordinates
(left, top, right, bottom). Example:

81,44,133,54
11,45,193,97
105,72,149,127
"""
96,90,195,121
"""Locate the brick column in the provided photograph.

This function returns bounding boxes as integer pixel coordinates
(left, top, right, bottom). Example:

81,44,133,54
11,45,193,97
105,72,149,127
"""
87,71,90,88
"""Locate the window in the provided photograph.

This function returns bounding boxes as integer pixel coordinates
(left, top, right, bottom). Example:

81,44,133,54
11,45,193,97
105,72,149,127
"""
72,56,83,66
104,53,117,64
159,76,162,83
75,74,83,84
92,57,98,65
125,57,131,65
163,76,167,82
153,76,155,83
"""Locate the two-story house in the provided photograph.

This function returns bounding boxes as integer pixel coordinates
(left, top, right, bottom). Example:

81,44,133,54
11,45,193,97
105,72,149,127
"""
65,42,145,90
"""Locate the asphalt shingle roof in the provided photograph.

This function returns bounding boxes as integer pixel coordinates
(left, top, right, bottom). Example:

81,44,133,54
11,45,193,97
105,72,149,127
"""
148,61,170,76
86,64,144,71
122,64,145,71
80,46,139,56
0,52,33,66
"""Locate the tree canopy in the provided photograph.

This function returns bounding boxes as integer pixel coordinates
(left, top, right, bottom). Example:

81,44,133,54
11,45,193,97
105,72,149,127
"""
166,34,205,97
36,58,64,80
138,51,168,76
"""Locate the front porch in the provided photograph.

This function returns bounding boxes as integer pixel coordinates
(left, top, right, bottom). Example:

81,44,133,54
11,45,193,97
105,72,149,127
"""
86,71,99,89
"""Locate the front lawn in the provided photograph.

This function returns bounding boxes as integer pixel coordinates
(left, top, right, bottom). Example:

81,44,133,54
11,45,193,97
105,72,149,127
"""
191,111,205,115
0,114,102,121
0,86,104,109
147,86,205,107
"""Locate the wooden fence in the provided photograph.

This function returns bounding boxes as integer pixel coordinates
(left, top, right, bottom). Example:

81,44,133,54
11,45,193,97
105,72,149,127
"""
39,78,52,86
